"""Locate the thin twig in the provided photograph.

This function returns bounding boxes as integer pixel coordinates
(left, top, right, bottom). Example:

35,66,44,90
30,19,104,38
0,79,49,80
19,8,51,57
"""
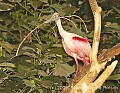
65,15,89,33
16,15,77,56
60,17,77,27
16,21,47,56
61,0,118,93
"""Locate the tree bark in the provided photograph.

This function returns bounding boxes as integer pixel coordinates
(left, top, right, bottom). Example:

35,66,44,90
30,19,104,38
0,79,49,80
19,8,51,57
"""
60,0,119,93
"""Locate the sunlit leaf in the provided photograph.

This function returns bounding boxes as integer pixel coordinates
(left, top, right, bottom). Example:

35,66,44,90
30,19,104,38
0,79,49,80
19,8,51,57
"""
0,47,2,57
53,63,75,77
31,80,35,87
41,59,56,64
0,63,15,67
105,22,120,31
107,74,120,80
23,79,36,88
38,70,48,76
8,0,22,2
23,52,37,58
0,2,14,11
50,4,65,16
52,44,62,47
22,46,36,52
39,8,54,13
0,41,14,53
41,80,54,88
23,79,32,87
39,0,48,3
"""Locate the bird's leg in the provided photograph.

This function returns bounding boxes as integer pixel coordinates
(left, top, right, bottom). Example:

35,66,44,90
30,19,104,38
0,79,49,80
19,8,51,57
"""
75,58,79,77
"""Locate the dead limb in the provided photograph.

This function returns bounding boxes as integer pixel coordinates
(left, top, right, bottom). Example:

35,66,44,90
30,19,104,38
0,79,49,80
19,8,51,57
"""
60,0,119,93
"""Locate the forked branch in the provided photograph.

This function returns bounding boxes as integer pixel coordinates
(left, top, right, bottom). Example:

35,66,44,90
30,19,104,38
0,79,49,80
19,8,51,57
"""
61,0,118,93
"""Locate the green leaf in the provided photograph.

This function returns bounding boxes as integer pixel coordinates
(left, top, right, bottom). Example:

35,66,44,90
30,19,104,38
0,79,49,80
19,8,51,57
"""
43,76,61,83
22,46,36,52
55,47,66,55
38,70,48,76
41,80,54,88
0,41,14,53
0,2,14,11
21,46,37,57
107,74,120,80
21,25,32,31
39,8,54,13
29,1,42,10
30,80,35,87
53,63,75,77
52,44,62,47
50,4,65,16
0,63,15,67
0,57,9,63
23,79,35,87
41,59,56,64
35,44,49,52
0,70,7,79
39,0,48,3
105,22,120,31
8,0,22,2
62,3,78,15
0,47,2,57
105,22,120,37
23,79,32,87
0,70,7,83
69,27,86,36
23,52,37,58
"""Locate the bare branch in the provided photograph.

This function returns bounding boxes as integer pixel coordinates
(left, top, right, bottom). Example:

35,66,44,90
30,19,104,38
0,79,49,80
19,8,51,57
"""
89,0,102,67
93,60,118,91
59,0,119,93
89,0,100,14
15,21,48,56
98,43,120,63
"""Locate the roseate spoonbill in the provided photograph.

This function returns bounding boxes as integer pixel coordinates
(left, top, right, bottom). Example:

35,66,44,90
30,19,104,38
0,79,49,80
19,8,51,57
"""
46,13,91,76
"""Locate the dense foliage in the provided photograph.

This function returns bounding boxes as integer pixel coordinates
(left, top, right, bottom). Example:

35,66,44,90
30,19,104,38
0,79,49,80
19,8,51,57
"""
0,0,119,93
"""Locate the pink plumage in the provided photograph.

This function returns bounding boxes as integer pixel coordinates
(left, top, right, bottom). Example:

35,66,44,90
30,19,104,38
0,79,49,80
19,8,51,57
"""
48,13,91,76
61,33,91,75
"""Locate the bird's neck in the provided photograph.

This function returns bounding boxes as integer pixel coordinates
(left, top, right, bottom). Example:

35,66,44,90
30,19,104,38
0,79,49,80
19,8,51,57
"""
55,18,67,37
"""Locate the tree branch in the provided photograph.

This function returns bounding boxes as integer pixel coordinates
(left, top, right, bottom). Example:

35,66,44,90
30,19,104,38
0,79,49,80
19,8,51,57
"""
60,0,119,93
98,43,120,63
92,60,118,91
89,0,102,68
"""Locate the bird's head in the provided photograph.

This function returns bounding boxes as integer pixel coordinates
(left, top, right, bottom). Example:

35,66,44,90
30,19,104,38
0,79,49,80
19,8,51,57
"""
45,13,60,23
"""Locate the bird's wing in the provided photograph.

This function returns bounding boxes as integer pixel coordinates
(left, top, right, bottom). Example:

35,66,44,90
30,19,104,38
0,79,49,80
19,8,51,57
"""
71,36,91,56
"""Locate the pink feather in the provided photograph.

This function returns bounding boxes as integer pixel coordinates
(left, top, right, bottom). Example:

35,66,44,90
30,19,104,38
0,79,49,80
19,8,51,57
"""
54,16,91,76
